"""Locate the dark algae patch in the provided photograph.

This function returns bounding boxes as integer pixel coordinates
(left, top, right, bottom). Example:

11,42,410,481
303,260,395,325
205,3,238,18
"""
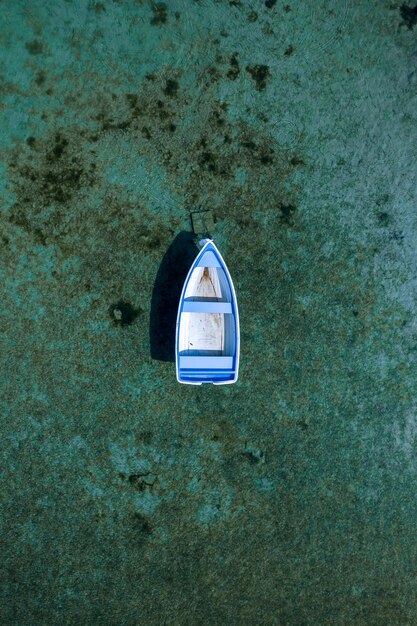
290,155,305,166
50,133,69,160
240,138,275,166
227,53,240,80
163,78,179,97
110,301,141,326
8,127,96,244
279,203,297,225
132,513,153,536
35,70,46,86
246,64,271,91
82,73,296,214
376,211,393,227
199,150,218,173
400,3,417,30
25,40,43,55
127,473,158,491
400,3,417,29
93,2,106,13
150,2,168,25
243,445,265,464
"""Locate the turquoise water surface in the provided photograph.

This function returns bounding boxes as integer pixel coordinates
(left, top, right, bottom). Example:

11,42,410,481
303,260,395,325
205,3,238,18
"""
1,1,417,624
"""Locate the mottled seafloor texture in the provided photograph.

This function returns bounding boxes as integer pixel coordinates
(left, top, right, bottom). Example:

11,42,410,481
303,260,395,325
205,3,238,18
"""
1,1,417,624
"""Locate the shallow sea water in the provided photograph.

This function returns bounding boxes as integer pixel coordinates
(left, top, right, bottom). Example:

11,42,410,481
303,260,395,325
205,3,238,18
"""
1,1,417,624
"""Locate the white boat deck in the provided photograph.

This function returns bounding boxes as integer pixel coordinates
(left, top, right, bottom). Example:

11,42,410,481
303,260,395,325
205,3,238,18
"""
179,266,228,356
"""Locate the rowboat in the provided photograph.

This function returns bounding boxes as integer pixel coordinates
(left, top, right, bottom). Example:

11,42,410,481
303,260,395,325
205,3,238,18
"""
175,239,240,385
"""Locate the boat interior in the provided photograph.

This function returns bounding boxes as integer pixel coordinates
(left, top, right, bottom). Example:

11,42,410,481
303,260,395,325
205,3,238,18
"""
177,247,238,383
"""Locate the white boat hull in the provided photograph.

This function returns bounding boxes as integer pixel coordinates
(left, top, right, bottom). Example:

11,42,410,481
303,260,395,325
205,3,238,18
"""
175,240,240,385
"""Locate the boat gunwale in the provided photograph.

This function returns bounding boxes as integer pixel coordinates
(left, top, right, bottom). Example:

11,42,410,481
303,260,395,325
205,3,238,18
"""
175,239,240,385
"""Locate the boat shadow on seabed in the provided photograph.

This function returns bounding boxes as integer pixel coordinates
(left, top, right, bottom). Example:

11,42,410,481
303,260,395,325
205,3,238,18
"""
149,231,198,362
